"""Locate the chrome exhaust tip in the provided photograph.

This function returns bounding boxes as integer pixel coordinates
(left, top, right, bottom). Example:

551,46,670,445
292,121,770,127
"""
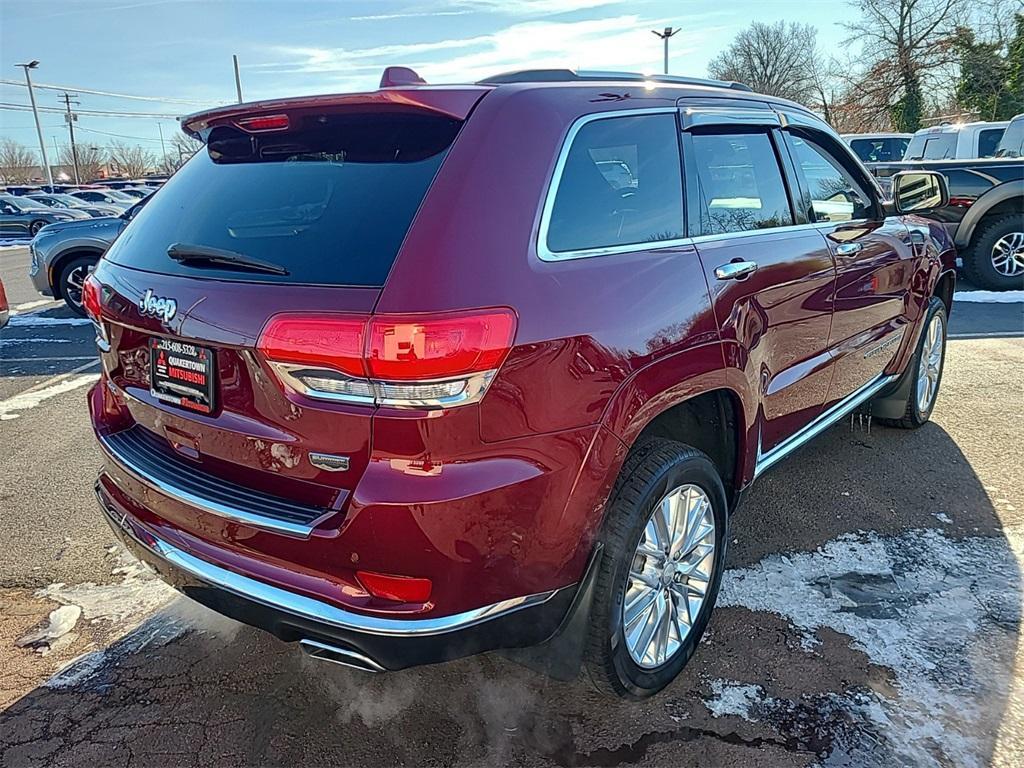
299,639,386,673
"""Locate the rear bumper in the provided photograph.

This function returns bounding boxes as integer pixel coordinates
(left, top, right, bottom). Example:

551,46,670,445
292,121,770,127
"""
96,481,577,670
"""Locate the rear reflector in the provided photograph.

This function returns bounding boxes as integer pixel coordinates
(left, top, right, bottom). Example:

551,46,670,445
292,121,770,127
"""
256,309,517,409
236,114,290,132
356,571,432,603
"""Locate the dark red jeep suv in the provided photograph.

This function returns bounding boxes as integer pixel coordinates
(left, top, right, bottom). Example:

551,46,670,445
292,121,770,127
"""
87,69,955,698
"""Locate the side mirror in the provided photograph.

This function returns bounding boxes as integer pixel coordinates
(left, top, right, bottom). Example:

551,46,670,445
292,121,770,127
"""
890,170,948,215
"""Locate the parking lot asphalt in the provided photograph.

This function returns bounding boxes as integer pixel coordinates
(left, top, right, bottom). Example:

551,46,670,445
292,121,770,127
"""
1,244,1023,767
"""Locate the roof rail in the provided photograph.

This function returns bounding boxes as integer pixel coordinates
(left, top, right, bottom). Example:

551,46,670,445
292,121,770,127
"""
478,69,753,92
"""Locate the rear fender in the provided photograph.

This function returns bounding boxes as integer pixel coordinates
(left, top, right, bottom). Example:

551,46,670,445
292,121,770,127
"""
953,180,1024,249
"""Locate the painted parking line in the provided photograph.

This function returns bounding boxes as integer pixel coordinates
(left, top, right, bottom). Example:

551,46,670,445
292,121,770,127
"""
7,314,93,328
12,299,61,313
0,359,100,421
949,331,1024,339
0,356,98,363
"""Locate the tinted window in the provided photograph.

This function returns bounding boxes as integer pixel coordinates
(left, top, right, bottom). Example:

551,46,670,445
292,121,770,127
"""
546,113,683,253
978,128,1005,158
788,135,871,222
906,133,956,160
996,118,1024,158
691,132,792,235
106,112,459,286
849,137,909,162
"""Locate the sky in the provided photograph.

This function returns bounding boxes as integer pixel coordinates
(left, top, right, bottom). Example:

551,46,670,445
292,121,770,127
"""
0,0,860,164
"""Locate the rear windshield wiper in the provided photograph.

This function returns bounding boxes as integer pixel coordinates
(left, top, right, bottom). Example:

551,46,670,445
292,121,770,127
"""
166,243,289,275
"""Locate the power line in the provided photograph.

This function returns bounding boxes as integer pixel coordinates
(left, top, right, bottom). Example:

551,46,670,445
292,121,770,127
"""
76,125,167,144
0,101,182,119
0,78,221,106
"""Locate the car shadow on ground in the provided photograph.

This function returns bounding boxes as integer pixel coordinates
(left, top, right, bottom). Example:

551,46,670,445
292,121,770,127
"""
0,421,1019,768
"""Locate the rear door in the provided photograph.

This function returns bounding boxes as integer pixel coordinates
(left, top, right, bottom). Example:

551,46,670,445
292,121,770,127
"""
778,121,914,408
682,109,838,454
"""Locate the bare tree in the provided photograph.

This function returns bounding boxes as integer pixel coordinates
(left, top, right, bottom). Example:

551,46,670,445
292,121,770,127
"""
844,0,966,130
107,140,155,178
157,132,202,174
57,144,107,183
708,21,823,103
0,138,39,183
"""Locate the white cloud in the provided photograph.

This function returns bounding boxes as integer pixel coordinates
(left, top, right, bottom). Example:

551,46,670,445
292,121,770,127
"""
250,14,720,92
351,0,625,22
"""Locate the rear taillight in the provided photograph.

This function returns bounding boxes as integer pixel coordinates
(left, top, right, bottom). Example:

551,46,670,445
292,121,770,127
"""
82,273,103,322
257,309,517,409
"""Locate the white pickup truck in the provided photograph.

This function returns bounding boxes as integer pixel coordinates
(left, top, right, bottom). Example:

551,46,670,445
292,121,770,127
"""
904,120,1009,160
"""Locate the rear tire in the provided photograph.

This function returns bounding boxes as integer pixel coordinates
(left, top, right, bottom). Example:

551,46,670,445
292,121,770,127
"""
58,256,96,317
879,296,947,429
962,213,1024,291
583,438,728,699
29,220,47,236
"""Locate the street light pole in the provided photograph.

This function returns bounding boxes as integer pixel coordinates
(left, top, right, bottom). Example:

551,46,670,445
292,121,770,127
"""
17,60,54,189
651,27,680,75
232,54,243,103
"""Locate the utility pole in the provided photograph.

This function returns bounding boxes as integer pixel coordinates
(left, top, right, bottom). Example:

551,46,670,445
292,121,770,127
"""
16,60,54,189
232,54,243,103
651,27,680,75
59,92,81,184
157,122,167,170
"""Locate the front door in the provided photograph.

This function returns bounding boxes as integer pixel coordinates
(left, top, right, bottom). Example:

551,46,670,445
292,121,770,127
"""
780,127,914,408
685,126,837,455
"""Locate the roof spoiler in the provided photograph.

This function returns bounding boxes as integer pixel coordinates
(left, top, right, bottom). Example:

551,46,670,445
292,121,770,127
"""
478,69,753,92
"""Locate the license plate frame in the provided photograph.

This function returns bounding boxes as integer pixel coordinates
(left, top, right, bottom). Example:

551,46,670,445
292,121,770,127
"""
149,336,216,415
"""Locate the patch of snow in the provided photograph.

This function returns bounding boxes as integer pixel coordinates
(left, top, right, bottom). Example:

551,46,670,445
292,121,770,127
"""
36,550,174,624
932,512,953,524
704,680,771,722
16,605,82,648
716,528,1022,768
954,290,1024,304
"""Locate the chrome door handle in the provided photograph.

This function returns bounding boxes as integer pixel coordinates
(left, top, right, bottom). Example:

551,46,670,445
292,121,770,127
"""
714,261,758,280
835,242,863,257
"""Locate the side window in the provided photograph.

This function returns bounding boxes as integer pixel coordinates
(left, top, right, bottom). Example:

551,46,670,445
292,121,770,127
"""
690,132,792,235
787,134,872,223
546,113,683,254
978,128,1004,158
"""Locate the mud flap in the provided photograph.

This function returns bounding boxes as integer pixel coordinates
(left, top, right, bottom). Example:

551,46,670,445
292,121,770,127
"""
499,543,604,681
866,362,916,421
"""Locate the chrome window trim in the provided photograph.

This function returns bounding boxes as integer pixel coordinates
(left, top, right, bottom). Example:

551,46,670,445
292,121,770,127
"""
97,491,567,638
687,219,871,245
536,107,687,263
754,372,897,479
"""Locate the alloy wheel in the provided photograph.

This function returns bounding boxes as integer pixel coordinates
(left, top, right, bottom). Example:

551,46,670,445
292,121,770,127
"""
622,483,716,669
65,265,89,311
991,231,1024,277
916,314,944,414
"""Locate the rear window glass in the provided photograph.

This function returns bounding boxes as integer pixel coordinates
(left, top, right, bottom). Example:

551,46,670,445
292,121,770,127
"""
106,112,459,286
849,137,909,162
905,132,955,160
546,113,684,253
978,127,1005,158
